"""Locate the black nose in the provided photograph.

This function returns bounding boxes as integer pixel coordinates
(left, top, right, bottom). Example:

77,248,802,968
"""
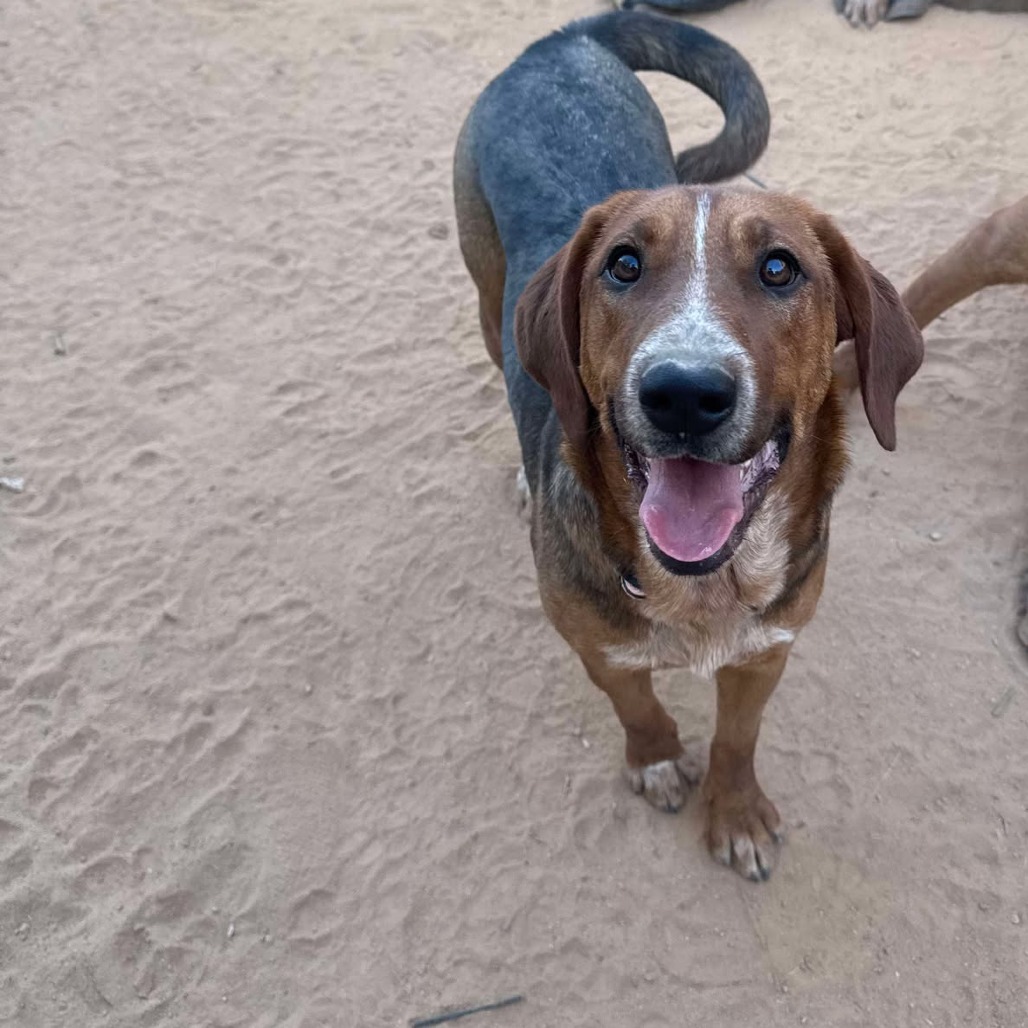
638,362,737,437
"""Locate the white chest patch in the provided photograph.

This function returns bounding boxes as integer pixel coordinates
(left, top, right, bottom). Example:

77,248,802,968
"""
603,622,795,680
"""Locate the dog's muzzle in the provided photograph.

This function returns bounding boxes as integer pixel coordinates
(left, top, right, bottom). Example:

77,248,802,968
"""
613,356,787,576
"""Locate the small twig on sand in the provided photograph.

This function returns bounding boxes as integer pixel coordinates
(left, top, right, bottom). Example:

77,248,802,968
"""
411,995,524,1028
744,172,768,190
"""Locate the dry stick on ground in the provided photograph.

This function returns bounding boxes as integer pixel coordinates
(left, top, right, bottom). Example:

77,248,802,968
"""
410,995,525,1028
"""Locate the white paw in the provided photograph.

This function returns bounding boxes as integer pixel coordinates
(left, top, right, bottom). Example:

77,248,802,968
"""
626,744,705,814
843,0,889,26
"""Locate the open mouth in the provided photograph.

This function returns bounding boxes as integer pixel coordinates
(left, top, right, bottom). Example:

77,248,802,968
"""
622,427,789,576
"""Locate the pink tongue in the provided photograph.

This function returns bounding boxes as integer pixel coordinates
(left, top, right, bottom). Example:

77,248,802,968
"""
640,456,743,564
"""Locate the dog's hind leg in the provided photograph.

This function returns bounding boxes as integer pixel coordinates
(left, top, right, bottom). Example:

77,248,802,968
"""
834,195,1028,392
902,195,1028,329
454,120,506,371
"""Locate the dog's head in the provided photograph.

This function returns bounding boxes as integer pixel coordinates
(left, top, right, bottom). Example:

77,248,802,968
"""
515,187,923,575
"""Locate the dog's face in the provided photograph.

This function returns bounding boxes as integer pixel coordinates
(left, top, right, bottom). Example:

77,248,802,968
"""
515,186,922,575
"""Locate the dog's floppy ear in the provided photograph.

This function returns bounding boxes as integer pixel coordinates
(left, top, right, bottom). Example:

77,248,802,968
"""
815,215,924,450
514,207,607,455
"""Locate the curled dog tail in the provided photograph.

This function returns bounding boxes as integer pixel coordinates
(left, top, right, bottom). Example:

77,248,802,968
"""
565,11,769,183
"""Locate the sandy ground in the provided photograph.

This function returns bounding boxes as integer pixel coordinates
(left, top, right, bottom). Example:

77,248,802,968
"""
2,0,1027,1025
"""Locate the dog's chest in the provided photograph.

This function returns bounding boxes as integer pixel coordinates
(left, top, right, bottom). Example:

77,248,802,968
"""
604,613,794,679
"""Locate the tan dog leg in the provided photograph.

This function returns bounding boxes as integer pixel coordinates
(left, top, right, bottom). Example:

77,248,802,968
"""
834,195,1028,390
580,652,702,813
903,195,1028,328
703,644,787,881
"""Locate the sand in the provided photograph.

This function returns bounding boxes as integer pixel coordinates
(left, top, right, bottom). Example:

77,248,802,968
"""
1,0,1027,1025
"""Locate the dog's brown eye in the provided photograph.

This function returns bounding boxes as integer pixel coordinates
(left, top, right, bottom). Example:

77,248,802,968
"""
759,250,799,289
607,247,642,284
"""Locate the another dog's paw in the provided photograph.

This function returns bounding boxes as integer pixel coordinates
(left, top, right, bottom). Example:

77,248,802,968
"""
842,0,889,27
626,743,704,813
704,784,782,881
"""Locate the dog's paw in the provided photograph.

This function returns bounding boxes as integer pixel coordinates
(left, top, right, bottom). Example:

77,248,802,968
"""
842,0,889,27
705,785,782,881
626,743,704,813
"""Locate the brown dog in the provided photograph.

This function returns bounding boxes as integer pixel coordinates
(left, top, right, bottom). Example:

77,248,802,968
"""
455,14,924,880
516,188,922,879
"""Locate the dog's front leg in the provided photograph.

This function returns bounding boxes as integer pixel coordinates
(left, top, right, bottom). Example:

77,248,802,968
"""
703,643,788,881
579,652,703,814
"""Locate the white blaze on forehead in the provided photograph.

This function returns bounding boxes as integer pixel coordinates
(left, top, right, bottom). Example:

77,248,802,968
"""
687,190,712,310
622,189,756,443
629,191,752,377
